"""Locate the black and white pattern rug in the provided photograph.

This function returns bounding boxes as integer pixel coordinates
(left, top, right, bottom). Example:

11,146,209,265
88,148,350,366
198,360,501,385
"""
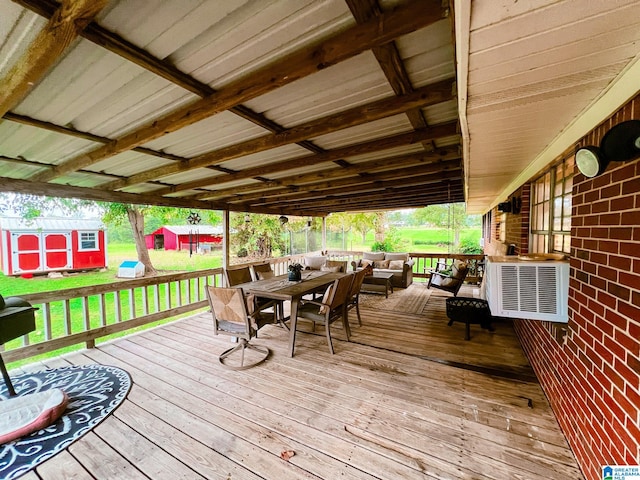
0,364,131,480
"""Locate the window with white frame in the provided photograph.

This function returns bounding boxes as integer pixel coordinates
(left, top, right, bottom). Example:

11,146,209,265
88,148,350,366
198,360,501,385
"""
79,231,99,251
530,156,574,254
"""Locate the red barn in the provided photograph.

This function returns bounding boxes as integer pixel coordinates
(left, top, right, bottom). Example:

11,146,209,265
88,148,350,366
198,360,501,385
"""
145,225,223,251
0,217,107,276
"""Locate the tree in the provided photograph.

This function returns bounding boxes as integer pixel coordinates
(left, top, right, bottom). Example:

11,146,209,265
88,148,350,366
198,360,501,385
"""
231,213,286,258
351,212,376,243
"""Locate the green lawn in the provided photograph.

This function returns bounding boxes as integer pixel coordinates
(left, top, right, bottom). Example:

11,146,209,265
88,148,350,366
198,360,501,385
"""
0,244,223,296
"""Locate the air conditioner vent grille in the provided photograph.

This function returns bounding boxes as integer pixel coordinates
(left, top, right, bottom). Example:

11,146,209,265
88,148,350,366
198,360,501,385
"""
487,259,568,322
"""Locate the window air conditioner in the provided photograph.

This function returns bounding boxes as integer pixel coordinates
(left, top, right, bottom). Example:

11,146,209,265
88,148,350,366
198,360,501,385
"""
485,256,570,323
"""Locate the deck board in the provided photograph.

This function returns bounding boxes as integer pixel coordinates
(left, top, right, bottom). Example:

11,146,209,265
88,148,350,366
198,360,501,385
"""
9,283,584,480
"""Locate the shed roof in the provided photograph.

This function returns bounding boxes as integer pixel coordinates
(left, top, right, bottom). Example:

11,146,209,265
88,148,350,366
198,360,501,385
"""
150,225,223,236
0,217,104,231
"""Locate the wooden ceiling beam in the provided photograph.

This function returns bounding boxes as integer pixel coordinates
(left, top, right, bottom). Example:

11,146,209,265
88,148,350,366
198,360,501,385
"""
193,148,460,201
104,79,454,192
213,160,461,205
14,0,327,158
158,121,458,196
263,182,463,211
2,112,230,176
0,176,327,216
281,188,466,211
0,0,107,117
29,0,446,183
244,170,462,208
346,0,435,147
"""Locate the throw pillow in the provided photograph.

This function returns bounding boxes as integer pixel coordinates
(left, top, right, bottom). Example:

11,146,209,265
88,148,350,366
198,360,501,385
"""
304,255,327,270
388,260,404,270
360,259,373,268
257,270,274,280
374,259,390,269
319,284,333,313
321,265,341,272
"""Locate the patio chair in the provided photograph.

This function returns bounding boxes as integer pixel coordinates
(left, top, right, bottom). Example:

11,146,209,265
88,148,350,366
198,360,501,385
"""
251,262,285,326
225,266,278,323
252,262,275,280
206,286,271,370
224,265,253,286
294,273,354,354
345,268,367,327
427,260,469,296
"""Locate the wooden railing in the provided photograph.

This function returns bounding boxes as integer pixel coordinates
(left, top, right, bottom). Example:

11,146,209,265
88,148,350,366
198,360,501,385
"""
325,250,485,283
3,268,224,364
3,251,484,365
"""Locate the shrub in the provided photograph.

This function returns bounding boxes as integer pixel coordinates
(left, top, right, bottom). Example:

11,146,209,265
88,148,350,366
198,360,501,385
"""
457,238,482,254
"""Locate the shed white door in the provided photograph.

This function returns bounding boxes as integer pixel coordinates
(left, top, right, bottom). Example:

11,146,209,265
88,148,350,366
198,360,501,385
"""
11,232,72,274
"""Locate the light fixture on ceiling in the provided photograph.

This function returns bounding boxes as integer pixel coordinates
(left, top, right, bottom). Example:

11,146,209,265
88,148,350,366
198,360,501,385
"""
279,215,288,225
244,214,250,223
576,120,640,178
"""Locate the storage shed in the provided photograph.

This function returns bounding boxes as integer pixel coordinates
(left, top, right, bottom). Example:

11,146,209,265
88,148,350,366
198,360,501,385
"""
0,218,107,276
145,225,223,252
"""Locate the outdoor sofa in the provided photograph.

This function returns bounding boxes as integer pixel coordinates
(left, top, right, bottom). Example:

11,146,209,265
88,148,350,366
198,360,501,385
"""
350,252,414,288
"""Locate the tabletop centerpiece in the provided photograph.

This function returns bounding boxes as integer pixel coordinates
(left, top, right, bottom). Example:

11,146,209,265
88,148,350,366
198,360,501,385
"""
288,263,304,281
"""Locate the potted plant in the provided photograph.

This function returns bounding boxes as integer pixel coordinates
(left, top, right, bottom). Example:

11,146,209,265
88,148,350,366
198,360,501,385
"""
288,263,303,281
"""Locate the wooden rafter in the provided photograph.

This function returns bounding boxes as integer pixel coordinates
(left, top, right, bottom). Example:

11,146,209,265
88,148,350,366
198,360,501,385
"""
192,148,461,202
346,0,438,148
0,0,107,117
28,0,446,184
170,124,458,196
106,79,454,192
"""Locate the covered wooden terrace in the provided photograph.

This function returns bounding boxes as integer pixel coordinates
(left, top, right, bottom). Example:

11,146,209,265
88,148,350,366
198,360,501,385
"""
13,285,583,480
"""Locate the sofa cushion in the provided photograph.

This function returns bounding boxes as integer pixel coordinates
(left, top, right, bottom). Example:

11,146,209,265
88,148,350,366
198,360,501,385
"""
360,259,373,269
304,255,327,270
374,259,390,269
384,252,409,262
388,260,405,270
363,252,385,261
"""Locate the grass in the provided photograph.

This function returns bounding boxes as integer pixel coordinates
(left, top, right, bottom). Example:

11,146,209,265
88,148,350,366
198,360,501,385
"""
0,244,223,296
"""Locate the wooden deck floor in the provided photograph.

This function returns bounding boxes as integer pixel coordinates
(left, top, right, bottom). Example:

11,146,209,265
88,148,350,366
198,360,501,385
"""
13,285,583,480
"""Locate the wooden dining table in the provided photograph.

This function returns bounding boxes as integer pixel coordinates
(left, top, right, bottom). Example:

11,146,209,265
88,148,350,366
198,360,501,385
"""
234,270,345,357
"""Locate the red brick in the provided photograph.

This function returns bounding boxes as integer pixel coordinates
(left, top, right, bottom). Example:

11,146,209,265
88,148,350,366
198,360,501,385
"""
592,200,610,213
609,255,632,270
618,302,640,321
599,240,619,254
598,266,618,281
607,283,630,301
614,329,640,356
621,209,640,225
612,163,638,183
601,184,621,199
596,290,617,309
620,242,640,258
622,177,640,196
610,196,631,212
619,271,640,290
584,214,600,226
609,227,632,240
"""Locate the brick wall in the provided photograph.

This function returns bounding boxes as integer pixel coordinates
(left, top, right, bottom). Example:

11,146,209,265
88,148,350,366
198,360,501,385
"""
495,95,640,480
